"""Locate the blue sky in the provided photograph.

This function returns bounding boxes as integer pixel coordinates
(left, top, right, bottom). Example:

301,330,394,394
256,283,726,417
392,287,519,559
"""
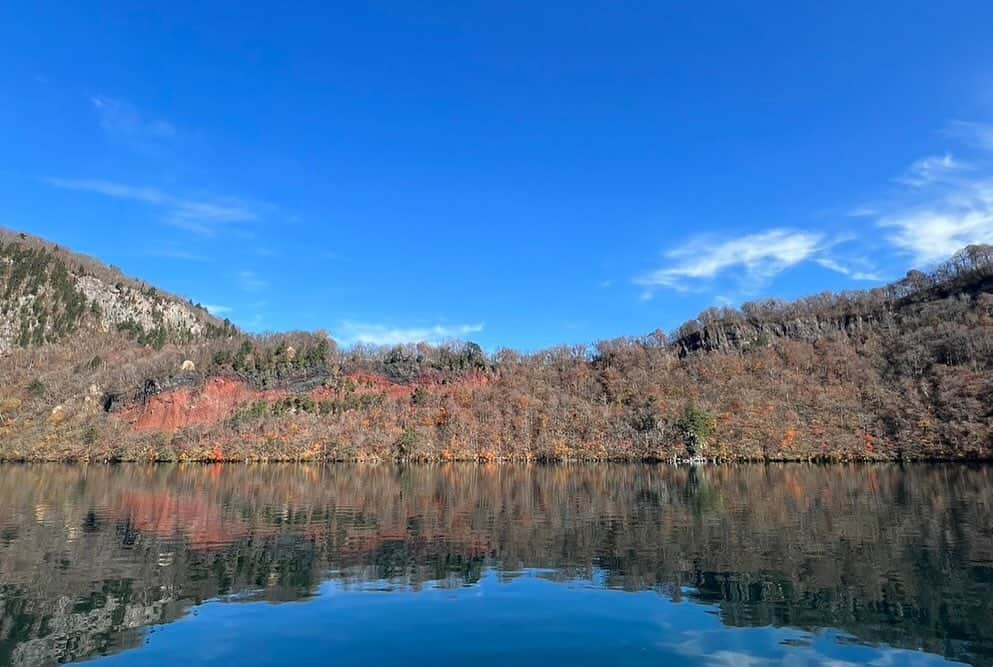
3,2,993,350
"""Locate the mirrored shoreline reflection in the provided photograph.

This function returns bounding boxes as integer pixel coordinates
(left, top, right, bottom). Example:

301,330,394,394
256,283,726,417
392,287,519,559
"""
0,463,991,665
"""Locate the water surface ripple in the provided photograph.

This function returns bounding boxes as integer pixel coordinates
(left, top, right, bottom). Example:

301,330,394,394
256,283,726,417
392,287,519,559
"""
1,464,991,665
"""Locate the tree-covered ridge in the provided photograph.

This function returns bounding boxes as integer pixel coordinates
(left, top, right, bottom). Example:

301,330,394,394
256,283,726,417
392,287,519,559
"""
0,228,234,352
1,230,993,462
671,244,993,353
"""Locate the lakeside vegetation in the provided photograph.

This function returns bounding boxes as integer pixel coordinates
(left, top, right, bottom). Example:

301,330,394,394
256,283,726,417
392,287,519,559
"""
2,230,993,462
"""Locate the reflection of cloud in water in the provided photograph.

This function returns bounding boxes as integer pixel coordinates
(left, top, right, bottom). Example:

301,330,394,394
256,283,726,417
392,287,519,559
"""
0,464,989,666
706,651,768,667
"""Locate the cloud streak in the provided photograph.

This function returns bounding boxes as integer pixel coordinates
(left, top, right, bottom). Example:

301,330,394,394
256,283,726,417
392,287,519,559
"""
202,304,233,316
45,178,259,235
871,124,993,265
878,196,993,264
636,229,825,293
236,270,269,293
894,153,964,188
90,95,176,153
641,112,993,298
813,257,882,282
336,321,484,346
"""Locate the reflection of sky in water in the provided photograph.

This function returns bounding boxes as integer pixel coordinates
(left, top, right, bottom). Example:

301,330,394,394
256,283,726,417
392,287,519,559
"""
3,464,990,666
92,571,961,666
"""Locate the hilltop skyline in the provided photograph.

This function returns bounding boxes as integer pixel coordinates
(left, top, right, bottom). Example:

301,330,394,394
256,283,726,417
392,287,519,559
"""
4,2,993,349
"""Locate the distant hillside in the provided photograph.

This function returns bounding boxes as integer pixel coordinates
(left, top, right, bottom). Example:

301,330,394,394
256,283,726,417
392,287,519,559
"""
0,228,234,352
671,244,993,355
1,229,992,463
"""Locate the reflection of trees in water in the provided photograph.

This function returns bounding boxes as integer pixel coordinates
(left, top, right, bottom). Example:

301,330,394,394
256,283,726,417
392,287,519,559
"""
0,464,991,666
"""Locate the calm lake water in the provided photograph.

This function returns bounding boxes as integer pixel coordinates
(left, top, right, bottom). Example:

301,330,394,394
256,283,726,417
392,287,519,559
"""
1,464,991,666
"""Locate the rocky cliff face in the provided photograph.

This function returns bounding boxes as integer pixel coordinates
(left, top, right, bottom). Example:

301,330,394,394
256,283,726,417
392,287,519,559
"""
673,311,889,354
73,274,216,340
0,229,231,352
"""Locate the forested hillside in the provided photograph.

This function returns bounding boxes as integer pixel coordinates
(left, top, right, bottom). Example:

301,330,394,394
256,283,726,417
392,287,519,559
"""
1,231,992,462
0,228,233,352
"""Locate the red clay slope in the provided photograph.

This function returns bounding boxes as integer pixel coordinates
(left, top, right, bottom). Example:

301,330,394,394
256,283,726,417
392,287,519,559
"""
123,377,285,431
120,372,490,432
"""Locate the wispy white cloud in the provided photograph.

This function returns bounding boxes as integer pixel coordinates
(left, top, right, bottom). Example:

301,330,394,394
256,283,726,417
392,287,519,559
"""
167,199,258,234
638,111,993,297
90,95,176,152
871,118,993,265
202,304,233,316
635,229,825,293
336,321,484,346
814,257,883,282
45,177,258,235
879,200,993,264
894,153,965,188
236,270,269,293
846,206,878,218
47,178,165,204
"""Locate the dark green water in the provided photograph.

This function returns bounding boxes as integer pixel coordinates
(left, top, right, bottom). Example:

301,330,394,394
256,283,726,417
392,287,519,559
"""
0,464,991,666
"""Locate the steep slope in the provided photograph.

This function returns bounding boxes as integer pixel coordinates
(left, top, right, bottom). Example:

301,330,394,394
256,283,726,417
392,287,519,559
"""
0,228,233,352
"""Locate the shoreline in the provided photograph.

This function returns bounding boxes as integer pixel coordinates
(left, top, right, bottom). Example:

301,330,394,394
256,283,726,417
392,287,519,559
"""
2,455,991,464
